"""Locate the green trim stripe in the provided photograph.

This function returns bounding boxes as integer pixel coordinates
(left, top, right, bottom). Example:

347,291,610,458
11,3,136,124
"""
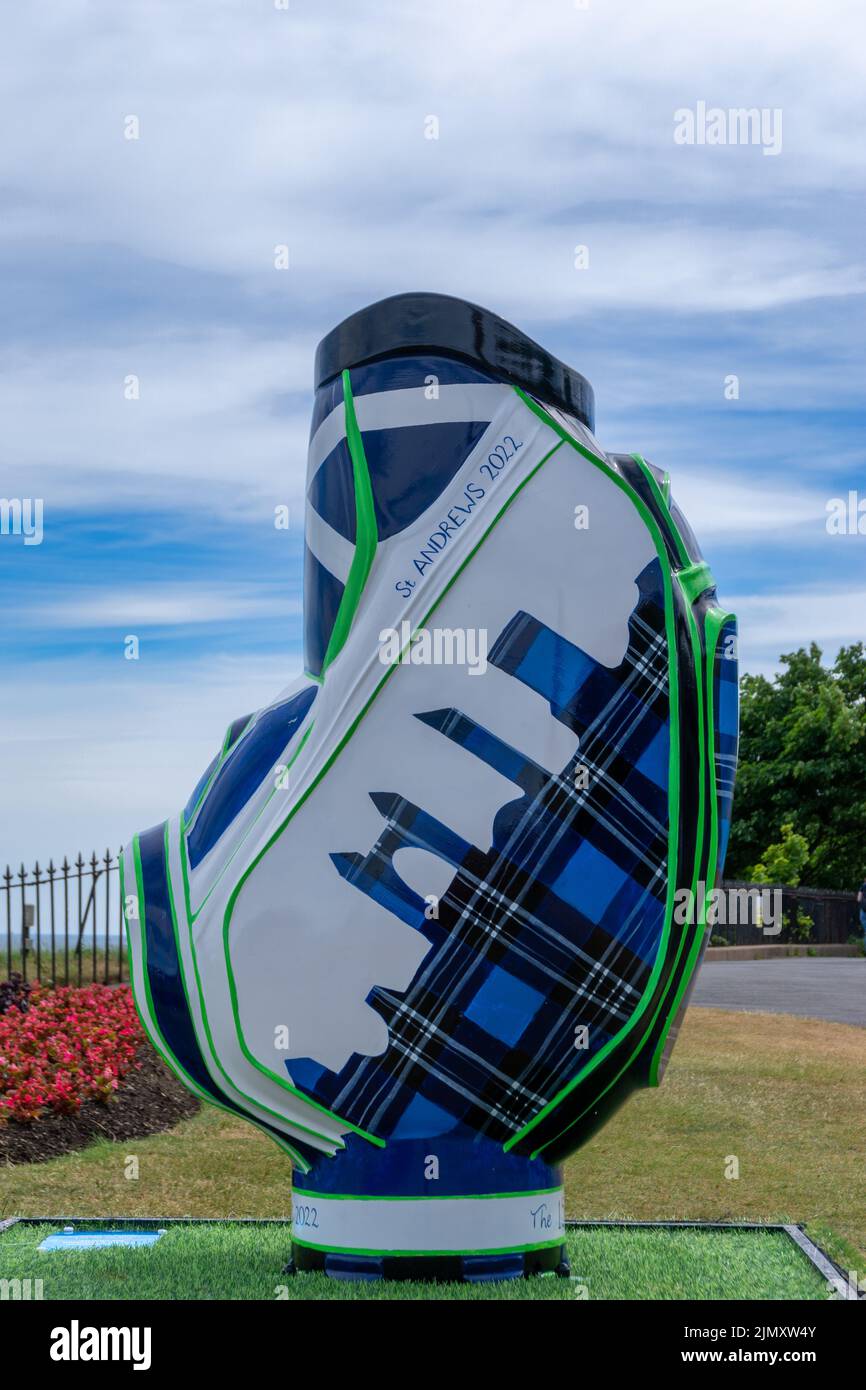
291,1185,562,1202
173,385,715,1165
631,453,690,566
185,716,255,831
320,369,378,675
679,560,716,605
648,606,735,1081
219,435,567,1147
503,391,682,1154
163,825,318,1166
180,722,314,926
642,593,709,1089
122,839,311,1173
168,816,351,1152
291,1235,566,1258
528,537,710,1154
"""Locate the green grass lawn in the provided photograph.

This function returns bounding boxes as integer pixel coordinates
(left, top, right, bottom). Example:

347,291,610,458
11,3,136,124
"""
0,1221,828,1301
2,1008,864,1284
5,946,125,987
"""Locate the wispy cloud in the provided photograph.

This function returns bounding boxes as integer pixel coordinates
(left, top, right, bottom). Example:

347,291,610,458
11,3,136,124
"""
0,653,298,869
729,586,866,673
23,585,301,630
1,0,864,863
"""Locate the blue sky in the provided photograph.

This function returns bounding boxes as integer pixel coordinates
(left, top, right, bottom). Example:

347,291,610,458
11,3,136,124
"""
1,0,864,869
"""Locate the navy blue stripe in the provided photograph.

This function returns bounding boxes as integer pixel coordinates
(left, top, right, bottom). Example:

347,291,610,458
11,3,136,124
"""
182,753,218,825
304,545,345,677
295,1132,559,1199
363,420,489,540
226,712,253,752
310,420,490,545
182,714,253,826
187,685,316,868
308,438,356,543
138,822,315,1162
309,370,344,440
347,353,498,397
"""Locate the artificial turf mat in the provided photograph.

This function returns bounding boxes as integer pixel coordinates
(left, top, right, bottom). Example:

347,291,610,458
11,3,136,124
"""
0,1222,829,1300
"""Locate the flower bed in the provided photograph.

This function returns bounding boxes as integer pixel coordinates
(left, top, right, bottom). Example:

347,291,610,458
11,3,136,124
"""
0,978,142,1123
0,976,200,1162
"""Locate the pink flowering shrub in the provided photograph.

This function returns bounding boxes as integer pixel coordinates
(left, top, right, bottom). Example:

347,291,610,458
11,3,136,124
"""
0,982,143,1123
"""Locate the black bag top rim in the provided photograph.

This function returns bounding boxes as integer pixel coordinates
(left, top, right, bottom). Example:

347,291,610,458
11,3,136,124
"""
314,291,595,434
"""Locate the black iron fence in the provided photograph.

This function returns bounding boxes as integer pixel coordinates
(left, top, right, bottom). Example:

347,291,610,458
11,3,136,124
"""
712,881,860,949
0,854,862,988
2,851,126,987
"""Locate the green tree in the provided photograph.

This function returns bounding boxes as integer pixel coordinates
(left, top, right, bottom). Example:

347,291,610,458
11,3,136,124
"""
726,642,866,890
746,822,810,885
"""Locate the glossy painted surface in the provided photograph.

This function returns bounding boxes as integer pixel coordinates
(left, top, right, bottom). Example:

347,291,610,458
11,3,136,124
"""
121,295,737,1267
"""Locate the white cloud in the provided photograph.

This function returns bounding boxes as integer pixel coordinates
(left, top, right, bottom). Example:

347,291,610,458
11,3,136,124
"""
670,470,831,542
1,0,864,871
0,0,863,518
728,585,866,674
0,652,300,871
2,0,864,304
21,584,301,629
0,333,312,515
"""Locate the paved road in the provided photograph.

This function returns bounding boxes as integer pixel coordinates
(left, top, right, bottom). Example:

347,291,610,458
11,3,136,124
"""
691,958,866,1028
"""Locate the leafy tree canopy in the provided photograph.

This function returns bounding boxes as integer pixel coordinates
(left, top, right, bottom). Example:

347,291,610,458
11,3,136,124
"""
726,642,866,891
745,822,810,886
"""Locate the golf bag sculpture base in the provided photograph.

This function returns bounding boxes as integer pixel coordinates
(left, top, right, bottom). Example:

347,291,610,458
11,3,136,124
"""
123,292,738,1281
291,1136,568,1281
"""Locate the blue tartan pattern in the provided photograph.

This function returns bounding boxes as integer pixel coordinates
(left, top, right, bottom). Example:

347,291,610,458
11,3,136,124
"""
289,557,672,1142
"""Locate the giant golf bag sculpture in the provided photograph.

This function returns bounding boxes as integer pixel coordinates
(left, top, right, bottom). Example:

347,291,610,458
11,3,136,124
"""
122,293,738,1281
